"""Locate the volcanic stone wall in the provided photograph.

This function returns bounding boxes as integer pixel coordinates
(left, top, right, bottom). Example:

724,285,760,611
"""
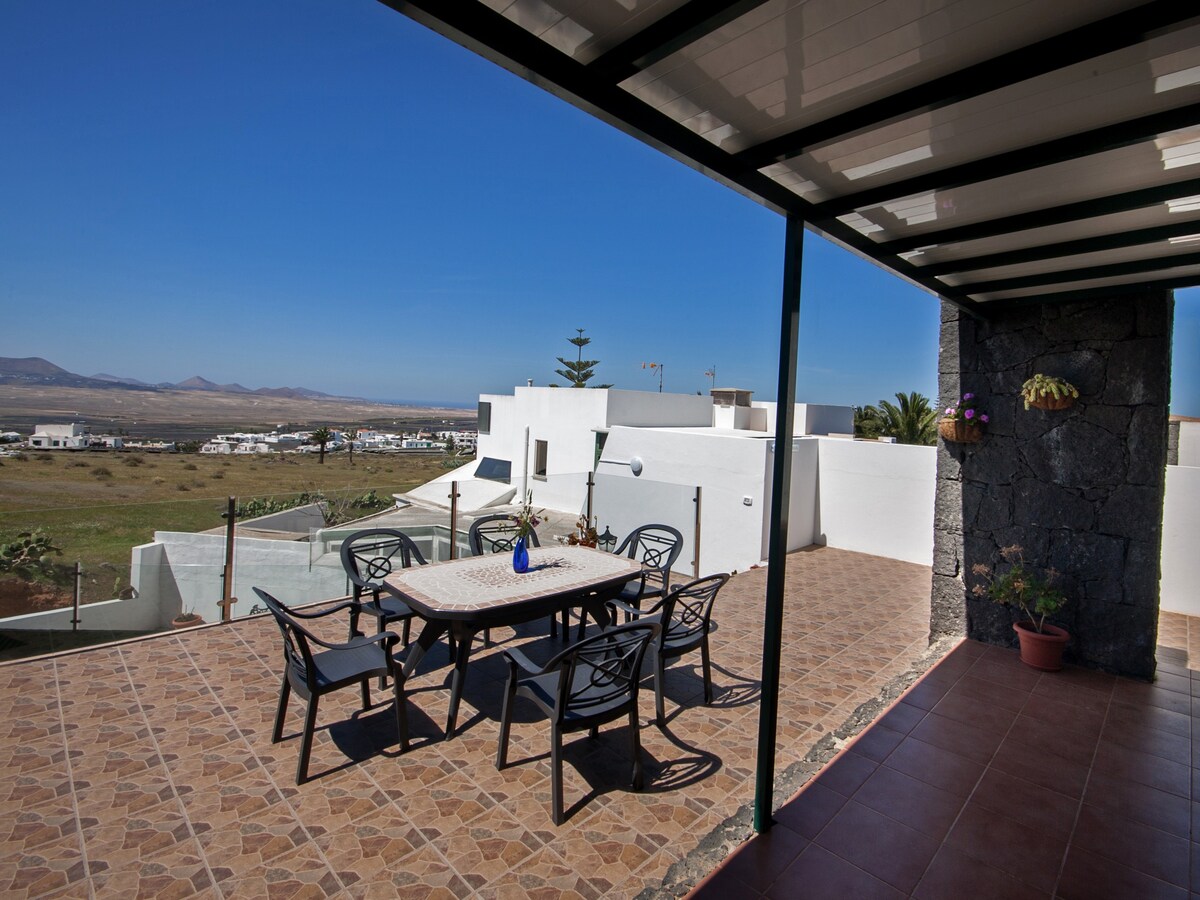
930,292,1173,678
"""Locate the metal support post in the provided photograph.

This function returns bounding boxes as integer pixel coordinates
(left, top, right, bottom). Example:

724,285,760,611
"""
754,215,803,833
449,481,459,560
586,472,595,524
71,562,81,631
220,496,236,622
693,486,702,578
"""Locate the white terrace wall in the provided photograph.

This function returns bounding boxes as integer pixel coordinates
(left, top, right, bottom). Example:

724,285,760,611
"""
1178,422,1200,468
130,532,346,625
1161,464,1200,616
813,438,937,565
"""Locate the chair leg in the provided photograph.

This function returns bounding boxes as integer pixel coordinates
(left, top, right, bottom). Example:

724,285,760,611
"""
496,675,517,770
701,637,714,705
402,617,411,647
361,678,371,711
551,725,564,826
629,707,645,791
376,614,389,691
296,696,320,785
392,670,408,752
576,609,587,641
654,652,666,726
272,677,290,743
549,613,558,639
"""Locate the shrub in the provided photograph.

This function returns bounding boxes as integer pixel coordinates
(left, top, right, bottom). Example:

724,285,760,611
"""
122,456,143,467
67,460,90,468
0,530,62,581
91,466,113,478
182,462,198,471
210,470,224,479
176,483,190,491
153,476,166,485
36,452,54,462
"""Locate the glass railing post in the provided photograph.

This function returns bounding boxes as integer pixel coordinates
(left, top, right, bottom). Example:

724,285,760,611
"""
449,481,459,560
693,486,702,578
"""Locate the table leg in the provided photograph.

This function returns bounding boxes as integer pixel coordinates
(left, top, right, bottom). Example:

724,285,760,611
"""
402,619,449,679
444,622,477,740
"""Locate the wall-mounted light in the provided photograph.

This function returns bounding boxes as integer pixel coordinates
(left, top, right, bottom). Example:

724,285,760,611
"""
597,456,644,477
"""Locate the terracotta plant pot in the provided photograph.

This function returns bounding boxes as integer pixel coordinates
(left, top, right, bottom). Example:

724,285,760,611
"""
1028,394,1075,411
938,419,983,443
1013,621,1069,671
172,614,204,629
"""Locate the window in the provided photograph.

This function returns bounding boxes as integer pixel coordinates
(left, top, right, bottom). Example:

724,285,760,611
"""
594,432,608,467
534,440,548,479
477,401,491,434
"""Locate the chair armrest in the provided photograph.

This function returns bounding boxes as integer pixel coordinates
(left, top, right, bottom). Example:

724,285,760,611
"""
607,597,664,619
288,598,362,620
305,629,399,652
501,646,544,676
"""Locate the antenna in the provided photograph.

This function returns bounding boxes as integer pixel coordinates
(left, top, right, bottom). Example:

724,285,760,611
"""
641,362,664,393
704,365,716,390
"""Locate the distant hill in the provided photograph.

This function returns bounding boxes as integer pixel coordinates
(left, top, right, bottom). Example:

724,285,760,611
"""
0,356,339,399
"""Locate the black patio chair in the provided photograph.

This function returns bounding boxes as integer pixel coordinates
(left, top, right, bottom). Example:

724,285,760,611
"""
468,513,550,641
578,523,684,638
254,587,408,785
495,620,660,824
340,529,450,670
608,573,729,725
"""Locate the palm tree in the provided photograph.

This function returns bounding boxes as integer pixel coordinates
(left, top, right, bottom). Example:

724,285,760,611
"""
876,392,938,445
853,405,885,439
311,426,332,464
345,428,358,466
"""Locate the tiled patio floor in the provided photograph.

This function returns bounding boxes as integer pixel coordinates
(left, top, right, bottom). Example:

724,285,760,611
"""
691,610,1200,899
0,546,936,898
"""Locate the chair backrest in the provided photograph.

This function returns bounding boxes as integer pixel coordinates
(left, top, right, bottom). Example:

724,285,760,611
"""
468,513,541,556
547,621,659,723
254,587,317,691
340,529,426,597
615,524,684,589
658,573,729,647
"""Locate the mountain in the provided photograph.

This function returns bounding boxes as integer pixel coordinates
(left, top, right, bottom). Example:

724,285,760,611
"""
0,356,340,399
175,376,251,393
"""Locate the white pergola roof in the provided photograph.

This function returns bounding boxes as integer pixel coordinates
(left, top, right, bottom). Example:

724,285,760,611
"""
382,0,1200,315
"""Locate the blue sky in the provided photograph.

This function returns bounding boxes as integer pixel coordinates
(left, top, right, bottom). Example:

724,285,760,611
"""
1,1,1197,415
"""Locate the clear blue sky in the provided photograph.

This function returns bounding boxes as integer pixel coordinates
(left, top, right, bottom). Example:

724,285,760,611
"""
2,1,1197,414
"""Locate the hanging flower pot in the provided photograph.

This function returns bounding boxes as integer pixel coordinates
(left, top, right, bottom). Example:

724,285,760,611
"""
938,393,988,443
938,419,983,443
1022,375,1078,411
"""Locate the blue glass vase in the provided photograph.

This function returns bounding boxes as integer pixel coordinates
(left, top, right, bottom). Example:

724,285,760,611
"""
512,535,529,573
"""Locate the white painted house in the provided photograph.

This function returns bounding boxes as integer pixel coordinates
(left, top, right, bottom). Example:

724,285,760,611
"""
28,423,122,449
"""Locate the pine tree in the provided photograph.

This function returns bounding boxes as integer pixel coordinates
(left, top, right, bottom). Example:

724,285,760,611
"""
554,328,612,388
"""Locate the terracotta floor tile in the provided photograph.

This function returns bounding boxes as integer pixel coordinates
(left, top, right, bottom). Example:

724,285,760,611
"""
907,712,1003,765
0,834,88,898
944,802,1067,892
913,845,1044,900
850,765,964,841
813,800,939,893
1057,846,1187,900
772,782,848,839
1092,739,1191,798
1083,771,1191,838
697,822,808,894
881,736,985,798
813,750,877,798
1071,802,1189,887
429,804,541,892
967,767,1078,839
766,844,906,900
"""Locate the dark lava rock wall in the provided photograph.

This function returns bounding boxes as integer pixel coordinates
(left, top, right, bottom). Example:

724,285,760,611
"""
930,292,1173,679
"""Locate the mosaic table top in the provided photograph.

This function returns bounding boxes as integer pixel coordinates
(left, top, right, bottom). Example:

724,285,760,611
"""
383,545,642,615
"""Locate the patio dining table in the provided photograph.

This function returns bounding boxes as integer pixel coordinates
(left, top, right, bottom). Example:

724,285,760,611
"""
383,545,644,738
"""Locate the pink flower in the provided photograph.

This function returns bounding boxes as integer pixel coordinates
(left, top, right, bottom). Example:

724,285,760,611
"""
963,392,974,400
964,409,975,419
980,414,989,423
945,407,955,415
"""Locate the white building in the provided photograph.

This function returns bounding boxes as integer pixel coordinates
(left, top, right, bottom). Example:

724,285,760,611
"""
27,423,120,450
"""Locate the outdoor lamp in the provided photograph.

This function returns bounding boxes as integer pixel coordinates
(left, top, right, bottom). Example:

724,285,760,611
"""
598,526,617,553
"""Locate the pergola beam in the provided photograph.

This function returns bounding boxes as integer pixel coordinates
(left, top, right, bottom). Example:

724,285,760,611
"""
875,178,1200,255
915,220,1200,278
736,1,1197,167
587,0,771,82
814,106,1200,219
954,250,1200,296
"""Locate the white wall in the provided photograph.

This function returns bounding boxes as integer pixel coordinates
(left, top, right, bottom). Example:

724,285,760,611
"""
754,402,855,436
606,390,712,427
762,438,820,558
814,438,936,565
599,426,789,575
1178,422,1200,468
1161,464,1200,615
129,532,347,625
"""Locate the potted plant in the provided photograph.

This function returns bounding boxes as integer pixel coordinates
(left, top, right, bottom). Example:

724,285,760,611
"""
565,515,599,548
171,606,204,629
1021,374,1078,410
938,393,989,443
972,545,1069,671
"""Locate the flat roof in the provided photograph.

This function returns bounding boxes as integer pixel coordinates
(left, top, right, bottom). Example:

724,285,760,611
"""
383,1,1200,314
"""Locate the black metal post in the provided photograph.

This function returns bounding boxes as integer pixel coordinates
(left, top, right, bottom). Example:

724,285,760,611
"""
71,562,81,631
586,472,595,524
449,481,459,560
754,215,803,833
220,497,236,623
